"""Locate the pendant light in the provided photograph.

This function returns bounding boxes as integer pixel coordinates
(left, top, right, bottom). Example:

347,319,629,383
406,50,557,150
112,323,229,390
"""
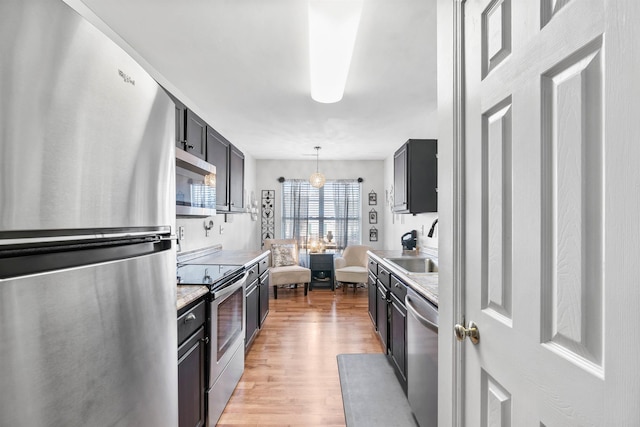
309,146,326,188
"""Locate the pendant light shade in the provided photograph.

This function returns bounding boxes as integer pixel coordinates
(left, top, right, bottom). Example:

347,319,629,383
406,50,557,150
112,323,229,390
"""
309,146,326,188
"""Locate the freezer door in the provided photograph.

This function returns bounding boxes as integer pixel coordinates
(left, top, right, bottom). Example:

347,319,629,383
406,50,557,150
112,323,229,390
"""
0,249,178,427
0,0,175,231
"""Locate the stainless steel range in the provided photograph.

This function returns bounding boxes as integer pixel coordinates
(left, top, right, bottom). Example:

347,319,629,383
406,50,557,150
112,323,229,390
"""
177,261,248,426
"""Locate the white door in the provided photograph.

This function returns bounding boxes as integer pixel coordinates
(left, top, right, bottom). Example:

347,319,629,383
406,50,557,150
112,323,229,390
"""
445,0,640,425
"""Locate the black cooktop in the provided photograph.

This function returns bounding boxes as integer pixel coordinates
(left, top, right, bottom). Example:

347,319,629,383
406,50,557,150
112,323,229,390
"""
177,263,244,289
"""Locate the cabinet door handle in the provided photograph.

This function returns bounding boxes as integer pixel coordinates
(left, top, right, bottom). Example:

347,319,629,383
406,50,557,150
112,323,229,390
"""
184,313,197,322
200,337,210,345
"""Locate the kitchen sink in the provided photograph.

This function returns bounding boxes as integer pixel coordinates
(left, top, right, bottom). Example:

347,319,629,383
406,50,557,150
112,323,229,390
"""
384,257,438,274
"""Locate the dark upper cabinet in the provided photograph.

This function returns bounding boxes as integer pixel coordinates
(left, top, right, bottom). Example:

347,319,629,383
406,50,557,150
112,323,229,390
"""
206,128,245,213
183,110,207,160
206,128,229,211
174,99,186,150
229,145,245,212
393,139,437,214
173,99,206,161
168,91,245,213
167,91,205,160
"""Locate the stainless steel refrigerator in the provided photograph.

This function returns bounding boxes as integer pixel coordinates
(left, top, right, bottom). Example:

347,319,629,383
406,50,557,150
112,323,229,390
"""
0,0,178,425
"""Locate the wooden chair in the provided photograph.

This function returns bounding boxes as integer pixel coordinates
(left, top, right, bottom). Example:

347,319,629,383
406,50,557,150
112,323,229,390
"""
334,245,370,292
264,239,311,299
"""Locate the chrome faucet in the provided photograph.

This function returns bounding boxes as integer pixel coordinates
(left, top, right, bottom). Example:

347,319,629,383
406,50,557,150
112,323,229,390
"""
427,218,438,238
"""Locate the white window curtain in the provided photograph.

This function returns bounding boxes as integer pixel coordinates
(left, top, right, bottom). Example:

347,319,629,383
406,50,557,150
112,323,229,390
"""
281,179,361,252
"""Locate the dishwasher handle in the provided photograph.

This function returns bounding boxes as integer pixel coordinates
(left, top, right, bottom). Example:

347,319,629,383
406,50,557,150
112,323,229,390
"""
406,294,438,333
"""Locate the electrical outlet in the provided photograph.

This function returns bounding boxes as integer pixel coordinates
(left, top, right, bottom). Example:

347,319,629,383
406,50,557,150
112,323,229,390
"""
219,225,224,235
178,226,185,240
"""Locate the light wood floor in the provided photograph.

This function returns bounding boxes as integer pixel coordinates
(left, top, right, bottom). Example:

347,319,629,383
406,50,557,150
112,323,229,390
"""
217,285,384,427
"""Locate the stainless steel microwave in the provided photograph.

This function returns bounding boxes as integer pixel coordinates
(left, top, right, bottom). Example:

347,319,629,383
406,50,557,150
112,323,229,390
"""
176,149,216,217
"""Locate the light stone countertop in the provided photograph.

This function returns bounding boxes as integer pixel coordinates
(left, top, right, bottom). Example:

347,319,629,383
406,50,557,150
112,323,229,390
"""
176,285,209,311
368,250,439,307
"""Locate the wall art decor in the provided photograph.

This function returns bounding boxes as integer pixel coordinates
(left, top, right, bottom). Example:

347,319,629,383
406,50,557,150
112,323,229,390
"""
369,226,378,242
261,190,275,245
369,208,378,224
368,190,377,205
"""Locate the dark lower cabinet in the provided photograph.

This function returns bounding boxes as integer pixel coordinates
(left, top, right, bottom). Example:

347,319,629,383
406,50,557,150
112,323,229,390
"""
368,273,377,327
390,293,407,392
369,257,410,394
245,280,259,349
245,254,270,352
178,299,207,427
376,281,389,351
259,270,270,326
178,326,206,427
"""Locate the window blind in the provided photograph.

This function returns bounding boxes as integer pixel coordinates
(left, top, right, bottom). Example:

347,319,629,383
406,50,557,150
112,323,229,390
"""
281,179,361,249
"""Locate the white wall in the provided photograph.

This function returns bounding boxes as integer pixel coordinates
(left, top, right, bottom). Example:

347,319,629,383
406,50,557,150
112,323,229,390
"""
381,156,439,252
255,159,386,251
176,153,262,253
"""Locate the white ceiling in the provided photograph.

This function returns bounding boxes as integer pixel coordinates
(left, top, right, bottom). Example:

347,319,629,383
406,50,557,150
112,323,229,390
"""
78,0,438,160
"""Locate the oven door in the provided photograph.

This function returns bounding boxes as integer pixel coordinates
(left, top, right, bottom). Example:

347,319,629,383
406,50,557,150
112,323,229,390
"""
209,271,248,385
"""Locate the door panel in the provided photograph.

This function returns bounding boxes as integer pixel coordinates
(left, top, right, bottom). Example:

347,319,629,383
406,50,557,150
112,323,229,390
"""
540,38,604,370
462,0,615,425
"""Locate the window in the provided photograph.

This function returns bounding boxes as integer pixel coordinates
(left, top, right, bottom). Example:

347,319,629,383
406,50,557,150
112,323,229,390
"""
281,179,361,250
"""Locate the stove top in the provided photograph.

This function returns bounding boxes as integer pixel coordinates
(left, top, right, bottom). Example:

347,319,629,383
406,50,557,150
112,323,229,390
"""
177,263,244,288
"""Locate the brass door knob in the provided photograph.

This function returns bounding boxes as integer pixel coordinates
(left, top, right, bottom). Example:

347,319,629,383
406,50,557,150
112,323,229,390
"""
454,320,479,344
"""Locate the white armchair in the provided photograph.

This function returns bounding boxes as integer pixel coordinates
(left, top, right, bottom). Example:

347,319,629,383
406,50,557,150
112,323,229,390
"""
263,239,311,299
334,245,370,292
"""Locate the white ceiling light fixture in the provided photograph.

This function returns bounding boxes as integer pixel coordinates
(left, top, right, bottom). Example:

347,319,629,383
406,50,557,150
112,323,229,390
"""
308,0,364,104
309,146,326,188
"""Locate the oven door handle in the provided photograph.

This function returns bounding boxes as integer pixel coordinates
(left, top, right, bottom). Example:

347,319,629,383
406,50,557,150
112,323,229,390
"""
212,271,249,300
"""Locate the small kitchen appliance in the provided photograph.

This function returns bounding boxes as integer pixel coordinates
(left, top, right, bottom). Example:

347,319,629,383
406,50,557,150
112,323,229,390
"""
401,230,418,250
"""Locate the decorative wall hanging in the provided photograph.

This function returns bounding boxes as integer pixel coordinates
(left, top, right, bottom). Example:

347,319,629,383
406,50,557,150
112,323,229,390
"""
368,190,377,205
261,190,275,245
249,191,259,221
369,227,378,242
369,208,377,224
386,185,395,224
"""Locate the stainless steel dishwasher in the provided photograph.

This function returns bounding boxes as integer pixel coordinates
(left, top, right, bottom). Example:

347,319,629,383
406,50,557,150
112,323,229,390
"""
406,287,438,427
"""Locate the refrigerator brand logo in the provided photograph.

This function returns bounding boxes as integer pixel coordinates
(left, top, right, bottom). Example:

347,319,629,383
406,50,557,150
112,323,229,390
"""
118,69,136,86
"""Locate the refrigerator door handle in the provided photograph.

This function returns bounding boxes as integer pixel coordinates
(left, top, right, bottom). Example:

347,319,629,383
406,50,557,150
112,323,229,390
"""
0,228,173,247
